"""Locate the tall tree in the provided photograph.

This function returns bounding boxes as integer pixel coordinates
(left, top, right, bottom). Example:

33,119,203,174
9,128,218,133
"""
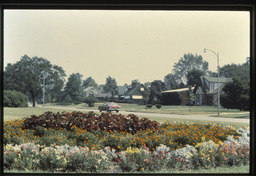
149,80,166,104
164,73,179,90
219,63,249,81
83,77,98,88
4,55,66,107
173,53,208,84
186,68,205,88
220,78,249,111
103,76,118,100
141,82,151,105
63,73,85,104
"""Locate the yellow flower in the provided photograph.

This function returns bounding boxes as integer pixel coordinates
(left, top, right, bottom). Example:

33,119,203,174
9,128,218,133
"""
201,136,205,142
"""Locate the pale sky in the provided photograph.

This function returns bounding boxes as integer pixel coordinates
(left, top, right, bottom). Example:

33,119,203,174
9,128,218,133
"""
4,10,250,85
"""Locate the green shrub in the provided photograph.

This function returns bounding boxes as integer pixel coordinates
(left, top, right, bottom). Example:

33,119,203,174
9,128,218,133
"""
4,90,28,107
156,104,162,109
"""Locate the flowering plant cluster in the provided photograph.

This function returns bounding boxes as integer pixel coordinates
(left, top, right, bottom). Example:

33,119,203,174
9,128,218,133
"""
4,111,249,172
22,111,159,134
4,128,249,173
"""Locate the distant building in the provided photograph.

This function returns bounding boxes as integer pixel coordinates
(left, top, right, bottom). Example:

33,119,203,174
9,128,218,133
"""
123,81,144,103
84,86,101,97
196,76,233,106
161,76,233,106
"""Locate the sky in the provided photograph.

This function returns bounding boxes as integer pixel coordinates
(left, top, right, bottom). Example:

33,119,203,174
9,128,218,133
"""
4,10,250,85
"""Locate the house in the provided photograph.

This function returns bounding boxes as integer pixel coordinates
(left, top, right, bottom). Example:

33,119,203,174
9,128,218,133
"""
161,76,233,106
84,86,102,97
117,85,128,100
95,93,112,101
195,76,233,106
123,81,144,103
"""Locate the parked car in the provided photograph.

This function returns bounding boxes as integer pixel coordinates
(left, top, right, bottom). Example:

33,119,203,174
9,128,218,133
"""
98,102,121,113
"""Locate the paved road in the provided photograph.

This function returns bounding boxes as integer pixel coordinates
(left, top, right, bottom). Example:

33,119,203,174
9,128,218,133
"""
39,105,249,124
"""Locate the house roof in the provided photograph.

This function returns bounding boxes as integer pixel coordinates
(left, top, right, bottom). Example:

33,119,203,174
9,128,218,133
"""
84,86,101,96
161,87,195,93
117,86,127,95
202,76,233,83
124,83,143,96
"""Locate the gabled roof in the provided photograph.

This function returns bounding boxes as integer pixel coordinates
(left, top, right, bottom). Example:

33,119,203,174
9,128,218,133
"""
124,83,143,96
202,76,233,83
117,86,127,95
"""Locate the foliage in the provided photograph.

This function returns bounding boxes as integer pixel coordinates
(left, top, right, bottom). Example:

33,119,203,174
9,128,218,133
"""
63,73,85,104
4,55,66,107
173,53,208,84
103,76,118,100
186,68,204,87
22,111,160,134
84,94,97,107
83,76,98,88
219,63,249,81
156,104,162,109
187,86,195,108
4,117,249,173
149,80,166,104
164,73,179,90
141,82,151,105
220,78,249,111
4,90,28,107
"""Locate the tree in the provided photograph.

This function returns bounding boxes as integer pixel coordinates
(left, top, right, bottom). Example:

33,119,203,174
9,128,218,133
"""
84,93,97,107
4,55,66,107
63,73,85,104
220,77,249,111
103,76,118,101
83,77,98,88
149,80,166,104
173,53,208,84
186,68,205,88
4,90,28,107
164,73,179,90
141,82,151,105
187,86,195,112
220,63,249,81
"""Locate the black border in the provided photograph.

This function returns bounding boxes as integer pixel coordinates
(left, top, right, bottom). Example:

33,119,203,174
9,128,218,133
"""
0,1,255,176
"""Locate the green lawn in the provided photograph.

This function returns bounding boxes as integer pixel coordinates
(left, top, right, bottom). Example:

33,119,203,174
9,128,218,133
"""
3,105,249,129
47,102,249,115
5,164,249,174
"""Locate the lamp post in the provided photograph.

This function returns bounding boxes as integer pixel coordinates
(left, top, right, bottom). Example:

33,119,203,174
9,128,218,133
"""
204,48,220,117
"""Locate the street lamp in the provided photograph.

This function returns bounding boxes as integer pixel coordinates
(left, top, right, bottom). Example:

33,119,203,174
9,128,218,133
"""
204,48,220,117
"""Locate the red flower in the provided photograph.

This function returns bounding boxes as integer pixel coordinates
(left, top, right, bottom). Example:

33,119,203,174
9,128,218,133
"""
115,158,120,163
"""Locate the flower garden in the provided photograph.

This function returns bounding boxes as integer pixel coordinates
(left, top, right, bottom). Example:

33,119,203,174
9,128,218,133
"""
4,111,250,173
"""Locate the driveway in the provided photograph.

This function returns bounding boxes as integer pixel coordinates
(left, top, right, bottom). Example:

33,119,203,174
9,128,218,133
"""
38,105,249,124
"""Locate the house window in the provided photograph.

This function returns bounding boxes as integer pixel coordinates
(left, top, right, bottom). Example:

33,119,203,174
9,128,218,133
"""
210,83,215,91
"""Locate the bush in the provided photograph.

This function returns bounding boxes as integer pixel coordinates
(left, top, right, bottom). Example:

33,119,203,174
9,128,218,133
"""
156,104,162,109
4,90,28,107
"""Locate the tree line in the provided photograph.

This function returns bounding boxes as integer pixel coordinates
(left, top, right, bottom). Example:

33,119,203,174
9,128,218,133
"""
3,54,250,110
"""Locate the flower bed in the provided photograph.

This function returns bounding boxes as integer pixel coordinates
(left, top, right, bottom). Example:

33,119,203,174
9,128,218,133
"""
3,111,250,172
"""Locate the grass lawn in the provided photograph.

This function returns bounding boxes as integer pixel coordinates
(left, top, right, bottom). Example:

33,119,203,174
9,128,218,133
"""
3,105,249,129
44,102,249,116
5,164,249,174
